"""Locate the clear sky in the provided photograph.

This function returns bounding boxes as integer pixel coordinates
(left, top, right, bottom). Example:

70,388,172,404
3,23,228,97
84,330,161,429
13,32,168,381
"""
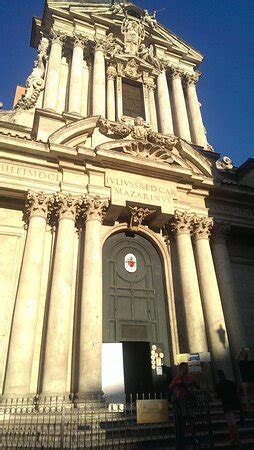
0,0,253,166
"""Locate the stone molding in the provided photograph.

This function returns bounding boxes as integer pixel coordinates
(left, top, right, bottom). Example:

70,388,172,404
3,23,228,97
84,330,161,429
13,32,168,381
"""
122,141,174,163
128,205,156,230
83,195,109,223
24,191,55,222
192,216,213,240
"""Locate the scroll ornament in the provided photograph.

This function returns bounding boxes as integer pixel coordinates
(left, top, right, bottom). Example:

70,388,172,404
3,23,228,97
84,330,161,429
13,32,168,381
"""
15,39,49,110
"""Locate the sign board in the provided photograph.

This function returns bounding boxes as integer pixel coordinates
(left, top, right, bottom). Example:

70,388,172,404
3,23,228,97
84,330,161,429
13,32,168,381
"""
102,343,125,404
136,399,169,424
177,352,211,364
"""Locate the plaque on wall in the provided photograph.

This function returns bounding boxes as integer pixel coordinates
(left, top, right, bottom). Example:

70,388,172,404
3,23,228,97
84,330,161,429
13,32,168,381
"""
136,399,169,424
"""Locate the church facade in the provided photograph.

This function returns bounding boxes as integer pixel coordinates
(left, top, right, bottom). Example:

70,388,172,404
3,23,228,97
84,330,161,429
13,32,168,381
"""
0,0,253,398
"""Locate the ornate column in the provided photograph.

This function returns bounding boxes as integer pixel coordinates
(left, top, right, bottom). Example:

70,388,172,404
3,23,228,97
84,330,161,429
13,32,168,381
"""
169,211,208,353
106,64,117,121
156,68,174,135
192,217,233,377
4,192,53,395
43,28,66,110
184,73,207,148
42,194,82,395
147,80,158,131
79,195,109,395
169,66,191,141
92,38,106,116
211,222,246,358
68,32,87,115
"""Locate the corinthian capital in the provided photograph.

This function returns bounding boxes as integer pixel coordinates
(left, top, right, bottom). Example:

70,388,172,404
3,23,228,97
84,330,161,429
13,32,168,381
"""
50,28,67,45
55,193,83,221
183,72,200,87
192,216,213,240
73,31,88,49
25,191,55,221
107,64,117,80
84,195,109,222
168,65,184,80
170,211,194,235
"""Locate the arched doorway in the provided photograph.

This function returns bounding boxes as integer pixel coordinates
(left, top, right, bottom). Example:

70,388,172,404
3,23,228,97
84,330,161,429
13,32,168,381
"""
103,231,171,394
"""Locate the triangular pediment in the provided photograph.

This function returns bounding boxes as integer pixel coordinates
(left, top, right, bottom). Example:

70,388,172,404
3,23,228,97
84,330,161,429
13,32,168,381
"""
45,2,203,63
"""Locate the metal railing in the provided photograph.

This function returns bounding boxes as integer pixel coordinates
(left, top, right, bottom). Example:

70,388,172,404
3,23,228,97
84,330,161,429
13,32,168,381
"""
0,392,213,449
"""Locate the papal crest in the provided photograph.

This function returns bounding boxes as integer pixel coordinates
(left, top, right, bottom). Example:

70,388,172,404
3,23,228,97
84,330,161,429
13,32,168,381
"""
124,253,137,273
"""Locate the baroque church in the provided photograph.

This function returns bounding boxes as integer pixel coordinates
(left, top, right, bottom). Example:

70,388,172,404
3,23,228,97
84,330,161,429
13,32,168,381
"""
0,0,253,399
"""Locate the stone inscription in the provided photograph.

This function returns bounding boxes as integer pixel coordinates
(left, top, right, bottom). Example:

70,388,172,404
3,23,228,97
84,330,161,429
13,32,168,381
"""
0,162,58,182
106,171,177,213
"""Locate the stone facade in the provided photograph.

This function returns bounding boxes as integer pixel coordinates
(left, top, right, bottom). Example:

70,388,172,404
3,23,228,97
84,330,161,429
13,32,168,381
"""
0,0,253,397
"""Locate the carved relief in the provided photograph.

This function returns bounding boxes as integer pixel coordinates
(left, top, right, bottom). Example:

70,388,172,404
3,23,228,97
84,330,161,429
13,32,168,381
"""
121,18,145,55
24,191,55,222
84,195,109,222
98,117,178,154
128,205,156,230
98,118,131,139
124,59,142,80
192,216,213,240
216,156,235,172
122,141,174,164
15,38,49,110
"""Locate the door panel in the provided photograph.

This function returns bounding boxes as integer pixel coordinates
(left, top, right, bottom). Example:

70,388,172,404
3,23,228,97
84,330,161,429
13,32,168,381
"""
103,232,171,366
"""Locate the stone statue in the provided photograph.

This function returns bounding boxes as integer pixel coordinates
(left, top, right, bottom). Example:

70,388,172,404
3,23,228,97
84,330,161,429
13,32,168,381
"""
121,17,145,55
142,10,157,29
137,44,161,69
104,32,123,57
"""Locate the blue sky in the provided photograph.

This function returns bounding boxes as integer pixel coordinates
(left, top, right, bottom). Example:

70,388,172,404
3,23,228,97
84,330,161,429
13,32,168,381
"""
0,0,253,166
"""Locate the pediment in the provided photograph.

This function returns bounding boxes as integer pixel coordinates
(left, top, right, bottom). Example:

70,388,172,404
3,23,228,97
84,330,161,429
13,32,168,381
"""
46,3,203,63
48,116,212,178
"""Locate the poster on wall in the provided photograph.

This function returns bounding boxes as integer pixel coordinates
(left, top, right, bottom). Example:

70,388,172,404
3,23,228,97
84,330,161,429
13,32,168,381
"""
102,343,125,405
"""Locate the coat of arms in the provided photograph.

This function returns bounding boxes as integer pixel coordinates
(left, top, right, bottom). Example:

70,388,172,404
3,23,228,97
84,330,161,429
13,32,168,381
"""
124,253,137,273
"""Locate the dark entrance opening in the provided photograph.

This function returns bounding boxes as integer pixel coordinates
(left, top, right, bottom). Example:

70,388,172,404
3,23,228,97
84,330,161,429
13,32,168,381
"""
122,341,153,395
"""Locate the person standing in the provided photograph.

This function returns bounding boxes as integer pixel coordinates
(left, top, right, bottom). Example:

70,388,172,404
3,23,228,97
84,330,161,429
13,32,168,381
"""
215,369,241,446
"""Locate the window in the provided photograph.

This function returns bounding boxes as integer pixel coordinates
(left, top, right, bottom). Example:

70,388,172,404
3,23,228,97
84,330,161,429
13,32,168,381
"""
122,80,144,119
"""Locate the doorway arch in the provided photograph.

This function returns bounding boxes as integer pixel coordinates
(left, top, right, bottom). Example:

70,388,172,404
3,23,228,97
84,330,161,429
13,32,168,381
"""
103,231,172,369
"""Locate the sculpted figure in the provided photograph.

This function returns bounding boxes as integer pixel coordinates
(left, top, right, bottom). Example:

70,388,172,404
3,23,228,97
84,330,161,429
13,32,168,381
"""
131,116,151,140
121,18,145,54
110,2,125,15
105,32,123,57
143,9,157,29
137,44,161,69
